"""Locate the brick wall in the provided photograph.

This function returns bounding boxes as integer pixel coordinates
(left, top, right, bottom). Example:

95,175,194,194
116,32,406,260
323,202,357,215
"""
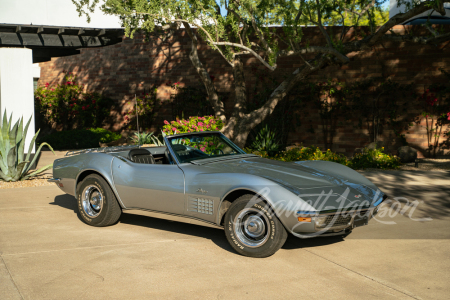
38,26,450,157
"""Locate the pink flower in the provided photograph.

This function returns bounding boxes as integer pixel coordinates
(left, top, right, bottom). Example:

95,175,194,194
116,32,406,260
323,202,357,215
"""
45,82,49,87
198,122,204,127
164,120,169,125
447,112,450,120
172,127,176,131
49,104,52,107
200,147,206,152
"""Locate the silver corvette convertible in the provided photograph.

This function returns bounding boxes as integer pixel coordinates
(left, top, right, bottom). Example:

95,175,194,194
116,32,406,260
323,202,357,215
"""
50,131,387,257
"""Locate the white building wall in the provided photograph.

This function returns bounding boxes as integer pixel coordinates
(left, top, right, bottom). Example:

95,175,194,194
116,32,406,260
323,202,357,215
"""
389,0,450,19
0,0,121,28
0,48,36,153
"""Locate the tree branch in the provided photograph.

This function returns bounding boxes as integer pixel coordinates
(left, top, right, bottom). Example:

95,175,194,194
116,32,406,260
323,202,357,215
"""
135,12,233,66
278,47,349,63
247,54,328,121
183,22,227,123
366,1,446,46
213,42,276,71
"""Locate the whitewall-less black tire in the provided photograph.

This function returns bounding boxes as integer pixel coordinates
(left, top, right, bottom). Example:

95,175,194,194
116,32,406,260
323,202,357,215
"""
224,194,288,258
76,174,122,227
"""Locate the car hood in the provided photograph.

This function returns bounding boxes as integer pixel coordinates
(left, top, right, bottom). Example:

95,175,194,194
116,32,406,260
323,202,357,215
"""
199,157,384,210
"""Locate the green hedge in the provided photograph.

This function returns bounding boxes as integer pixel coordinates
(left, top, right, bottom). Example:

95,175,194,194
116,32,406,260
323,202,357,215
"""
38,128,121,150
245,146,402,170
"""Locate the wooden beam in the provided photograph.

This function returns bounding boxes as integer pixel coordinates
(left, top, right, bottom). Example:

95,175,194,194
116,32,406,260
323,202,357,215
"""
58,28,65,35
97,29,106,37
77,28,85,36
15,25,22,33
37,26,44,34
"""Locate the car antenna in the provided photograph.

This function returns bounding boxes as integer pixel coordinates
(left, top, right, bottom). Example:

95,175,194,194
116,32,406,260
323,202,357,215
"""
135,94,140,146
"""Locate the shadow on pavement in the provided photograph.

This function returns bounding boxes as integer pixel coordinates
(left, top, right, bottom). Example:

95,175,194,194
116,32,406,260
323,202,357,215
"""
49,194,343,255
361,170,450,220
283,234,344,250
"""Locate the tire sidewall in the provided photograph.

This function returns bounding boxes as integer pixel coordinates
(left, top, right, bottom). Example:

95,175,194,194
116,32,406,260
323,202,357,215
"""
77,176,111,226
224,197,286,258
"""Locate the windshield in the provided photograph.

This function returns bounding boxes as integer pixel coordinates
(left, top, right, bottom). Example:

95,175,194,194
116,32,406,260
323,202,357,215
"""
167,132,246,163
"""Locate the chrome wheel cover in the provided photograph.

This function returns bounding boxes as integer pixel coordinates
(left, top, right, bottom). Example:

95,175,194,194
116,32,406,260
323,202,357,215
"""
82,185,104,218
233,208,270,248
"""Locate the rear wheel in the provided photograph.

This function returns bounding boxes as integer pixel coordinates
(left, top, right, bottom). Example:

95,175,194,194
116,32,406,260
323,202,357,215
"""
76,174,122,227
224,194,287,258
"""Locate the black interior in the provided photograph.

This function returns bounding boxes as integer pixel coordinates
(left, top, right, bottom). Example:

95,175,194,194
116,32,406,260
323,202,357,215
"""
128,148,155,164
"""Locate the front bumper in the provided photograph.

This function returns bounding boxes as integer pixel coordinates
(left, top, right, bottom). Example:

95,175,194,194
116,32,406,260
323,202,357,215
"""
291,195,387,237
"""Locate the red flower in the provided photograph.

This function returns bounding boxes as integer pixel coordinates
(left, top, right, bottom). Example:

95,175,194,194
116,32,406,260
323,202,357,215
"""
210,75,215,81
70,104,74,107
166,81,172,86
82,106,86,110
72,98,76,101
86,105,90,108
45,82,49,87
49,104,52,107
447,112,450,120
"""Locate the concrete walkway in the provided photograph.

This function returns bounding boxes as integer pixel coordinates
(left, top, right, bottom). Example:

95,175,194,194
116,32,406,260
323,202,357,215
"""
1,168,449,299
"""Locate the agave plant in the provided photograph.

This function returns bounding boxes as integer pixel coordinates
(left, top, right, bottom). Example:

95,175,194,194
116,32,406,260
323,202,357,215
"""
0,110,55,182
131,131,165,146
251,125,280,156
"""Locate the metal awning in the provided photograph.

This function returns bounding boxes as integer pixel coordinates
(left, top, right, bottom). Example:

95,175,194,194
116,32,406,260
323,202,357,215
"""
0,24,124,63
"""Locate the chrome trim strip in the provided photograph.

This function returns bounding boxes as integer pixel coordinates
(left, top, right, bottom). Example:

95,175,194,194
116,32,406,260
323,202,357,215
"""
123,207,224,229
47,178,61,183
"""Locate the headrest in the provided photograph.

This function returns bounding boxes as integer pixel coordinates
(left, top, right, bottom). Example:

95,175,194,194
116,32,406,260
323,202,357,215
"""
128,148,151,160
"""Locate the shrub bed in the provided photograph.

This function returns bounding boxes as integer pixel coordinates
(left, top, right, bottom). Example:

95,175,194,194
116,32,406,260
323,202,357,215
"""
246,146,401,170
38,128,121,150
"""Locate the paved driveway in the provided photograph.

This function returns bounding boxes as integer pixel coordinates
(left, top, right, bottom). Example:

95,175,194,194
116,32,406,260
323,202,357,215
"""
1,170,449,299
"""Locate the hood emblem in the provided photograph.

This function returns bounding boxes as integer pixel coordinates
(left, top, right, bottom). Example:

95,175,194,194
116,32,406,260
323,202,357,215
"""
355,194,361,198
197,188,208,194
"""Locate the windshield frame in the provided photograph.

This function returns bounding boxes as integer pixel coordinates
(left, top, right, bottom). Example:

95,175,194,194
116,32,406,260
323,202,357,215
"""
163,131,247,165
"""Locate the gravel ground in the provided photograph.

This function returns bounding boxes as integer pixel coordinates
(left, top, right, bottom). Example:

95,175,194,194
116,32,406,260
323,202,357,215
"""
0,175,54,190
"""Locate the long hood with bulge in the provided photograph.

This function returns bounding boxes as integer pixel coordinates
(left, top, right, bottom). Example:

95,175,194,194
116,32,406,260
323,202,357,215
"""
199,156,384,211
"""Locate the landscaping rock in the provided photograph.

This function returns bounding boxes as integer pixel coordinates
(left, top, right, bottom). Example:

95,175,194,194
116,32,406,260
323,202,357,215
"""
398,146,417,163
354,148,363,154
366,141,385,150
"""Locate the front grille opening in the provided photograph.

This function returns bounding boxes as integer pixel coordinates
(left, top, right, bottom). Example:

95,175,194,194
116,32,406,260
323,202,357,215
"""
324,214,352,227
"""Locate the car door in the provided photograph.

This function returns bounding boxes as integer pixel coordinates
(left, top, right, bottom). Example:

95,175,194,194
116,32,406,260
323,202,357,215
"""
111,157,185,215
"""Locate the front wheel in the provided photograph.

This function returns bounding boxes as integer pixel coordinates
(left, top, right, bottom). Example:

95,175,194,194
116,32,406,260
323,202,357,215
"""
224,194,287,258
76,174,122,227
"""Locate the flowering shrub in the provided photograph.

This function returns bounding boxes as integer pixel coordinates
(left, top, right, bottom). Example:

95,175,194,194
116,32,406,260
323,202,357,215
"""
162,116,224,135
35,73,112,129
349,148,402,170
246,146,401,170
